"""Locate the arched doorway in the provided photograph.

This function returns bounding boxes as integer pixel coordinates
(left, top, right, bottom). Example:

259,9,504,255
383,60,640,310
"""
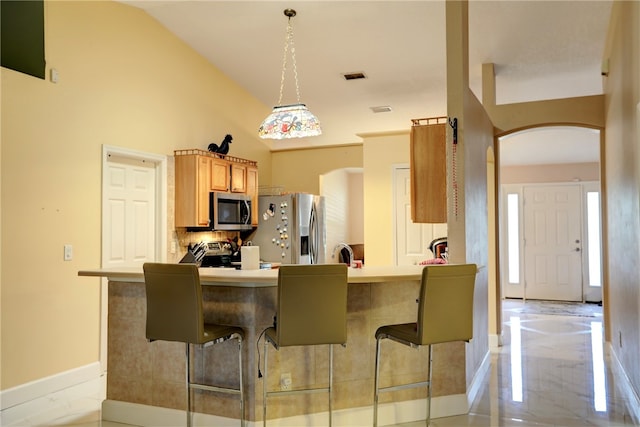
496,125,603,303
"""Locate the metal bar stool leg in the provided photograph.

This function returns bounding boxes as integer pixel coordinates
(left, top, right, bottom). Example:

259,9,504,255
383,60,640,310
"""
329,344,334,427
238,337,245,427
426,344,433,427
186,343,192,427
373,336,382,427
263,338,268,427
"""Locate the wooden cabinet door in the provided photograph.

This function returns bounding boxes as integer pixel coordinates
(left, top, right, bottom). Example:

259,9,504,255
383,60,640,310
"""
246,166,259,226
230,163,247,193
410,123,447,223
196,156,211,226
210,158,229,192
175,154,209,227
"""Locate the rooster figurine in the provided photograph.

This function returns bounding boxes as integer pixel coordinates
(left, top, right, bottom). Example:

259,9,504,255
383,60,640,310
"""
208,134,233,155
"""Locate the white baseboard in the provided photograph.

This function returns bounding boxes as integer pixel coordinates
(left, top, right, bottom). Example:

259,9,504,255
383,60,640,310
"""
467,349,491,408
103,400,240,426
104,400,255,426
489,332,503,350
0,362,105,426
608,344,640,425
104,392,469,427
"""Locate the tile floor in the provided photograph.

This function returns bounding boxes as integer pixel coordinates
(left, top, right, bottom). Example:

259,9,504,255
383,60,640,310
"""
46,300,640,426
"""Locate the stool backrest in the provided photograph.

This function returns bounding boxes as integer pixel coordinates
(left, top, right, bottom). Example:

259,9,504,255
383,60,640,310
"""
275,264,348,347
143,263,204,344
417,264,477,345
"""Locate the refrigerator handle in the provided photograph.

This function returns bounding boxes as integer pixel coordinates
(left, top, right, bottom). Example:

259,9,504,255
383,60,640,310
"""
309,202,318,264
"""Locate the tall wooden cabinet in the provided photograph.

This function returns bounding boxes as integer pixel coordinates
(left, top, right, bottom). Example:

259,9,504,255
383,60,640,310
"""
246,166,259,227
175,154,211,227
174,149,258,228
410,118,447,223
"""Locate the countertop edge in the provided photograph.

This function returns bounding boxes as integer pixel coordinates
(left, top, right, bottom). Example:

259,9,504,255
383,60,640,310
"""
78,265,427,286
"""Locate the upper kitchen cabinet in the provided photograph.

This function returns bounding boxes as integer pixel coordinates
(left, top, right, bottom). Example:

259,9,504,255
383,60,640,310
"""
174,149,258,228
175,152,211,227
230,163,246,193
211,157,230,192
410,118,447,223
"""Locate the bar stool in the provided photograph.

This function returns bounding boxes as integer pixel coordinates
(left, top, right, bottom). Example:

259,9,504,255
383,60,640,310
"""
143,263,245,427
262,264,348,427
373,263,477,427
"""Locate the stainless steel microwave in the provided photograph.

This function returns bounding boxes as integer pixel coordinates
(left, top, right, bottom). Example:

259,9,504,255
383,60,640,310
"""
210,192,252,231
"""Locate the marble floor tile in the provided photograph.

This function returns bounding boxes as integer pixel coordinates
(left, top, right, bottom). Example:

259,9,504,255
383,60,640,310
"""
47,301,640,426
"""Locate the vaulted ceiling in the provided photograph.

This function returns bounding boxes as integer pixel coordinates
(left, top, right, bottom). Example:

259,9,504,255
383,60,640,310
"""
121,1,611,164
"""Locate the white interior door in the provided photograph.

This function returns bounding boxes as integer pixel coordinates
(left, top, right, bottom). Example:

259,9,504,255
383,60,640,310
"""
394,167,447,265
104,154,157,267
523,185,583,301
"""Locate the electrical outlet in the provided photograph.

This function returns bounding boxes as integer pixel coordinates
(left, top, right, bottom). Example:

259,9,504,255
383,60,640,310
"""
280,373,292,391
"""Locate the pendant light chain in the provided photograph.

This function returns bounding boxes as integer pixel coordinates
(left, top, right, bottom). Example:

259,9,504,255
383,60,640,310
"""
277,16,302,106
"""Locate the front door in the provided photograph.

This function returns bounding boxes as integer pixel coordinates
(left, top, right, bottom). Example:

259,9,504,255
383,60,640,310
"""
523,185,582,301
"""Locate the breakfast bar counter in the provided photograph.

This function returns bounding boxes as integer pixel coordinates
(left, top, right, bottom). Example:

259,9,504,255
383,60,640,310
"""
78,264,429,285
79,265,472,425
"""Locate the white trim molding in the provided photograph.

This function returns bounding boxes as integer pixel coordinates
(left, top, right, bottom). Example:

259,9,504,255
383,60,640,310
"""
103,387,476,427
0,362,104,426
467,349,491,408
489,332,503,349
608,344,640,425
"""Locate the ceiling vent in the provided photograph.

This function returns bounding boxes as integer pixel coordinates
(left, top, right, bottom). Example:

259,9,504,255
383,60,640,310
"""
342,72,366,81
370,105,393,113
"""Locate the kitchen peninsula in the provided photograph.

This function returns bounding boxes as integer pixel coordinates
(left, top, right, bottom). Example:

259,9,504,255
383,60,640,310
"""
79,265,474,425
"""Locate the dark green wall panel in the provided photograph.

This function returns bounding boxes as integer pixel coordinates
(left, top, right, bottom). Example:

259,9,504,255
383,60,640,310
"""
1,0,46,79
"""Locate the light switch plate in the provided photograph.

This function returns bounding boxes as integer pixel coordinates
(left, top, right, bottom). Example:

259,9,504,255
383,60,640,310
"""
64,244,73,261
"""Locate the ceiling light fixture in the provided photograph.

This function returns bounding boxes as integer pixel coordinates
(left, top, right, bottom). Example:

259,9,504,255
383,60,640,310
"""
343,72,367,81
258,8,321,140
370,106,393,113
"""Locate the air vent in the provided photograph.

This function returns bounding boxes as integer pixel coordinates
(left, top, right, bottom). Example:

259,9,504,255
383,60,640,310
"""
342,72,366,81
370,106,393,114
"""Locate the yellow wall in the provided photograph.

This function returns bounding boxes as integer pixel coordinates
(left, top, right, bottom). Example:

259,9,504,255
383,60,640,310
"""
501,162,600,184
602,0,640,400
456,88,494,384
1,1,271,389
270,144,363,194
445,1,493,387
361,131,411,266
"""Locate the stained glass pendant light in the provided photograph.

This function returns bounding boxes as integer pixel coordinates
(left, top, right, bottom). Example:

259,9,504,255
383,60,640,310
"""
258,9,322,140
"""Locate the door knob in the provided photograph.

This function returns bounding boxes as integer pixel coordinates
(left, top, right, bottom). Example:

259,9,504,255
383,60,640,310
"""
575,248,581,252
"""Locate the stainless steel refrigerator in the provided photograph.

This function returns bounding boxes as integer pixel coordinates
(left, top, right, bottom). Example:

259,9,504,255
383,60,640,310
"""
250,193,326,264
